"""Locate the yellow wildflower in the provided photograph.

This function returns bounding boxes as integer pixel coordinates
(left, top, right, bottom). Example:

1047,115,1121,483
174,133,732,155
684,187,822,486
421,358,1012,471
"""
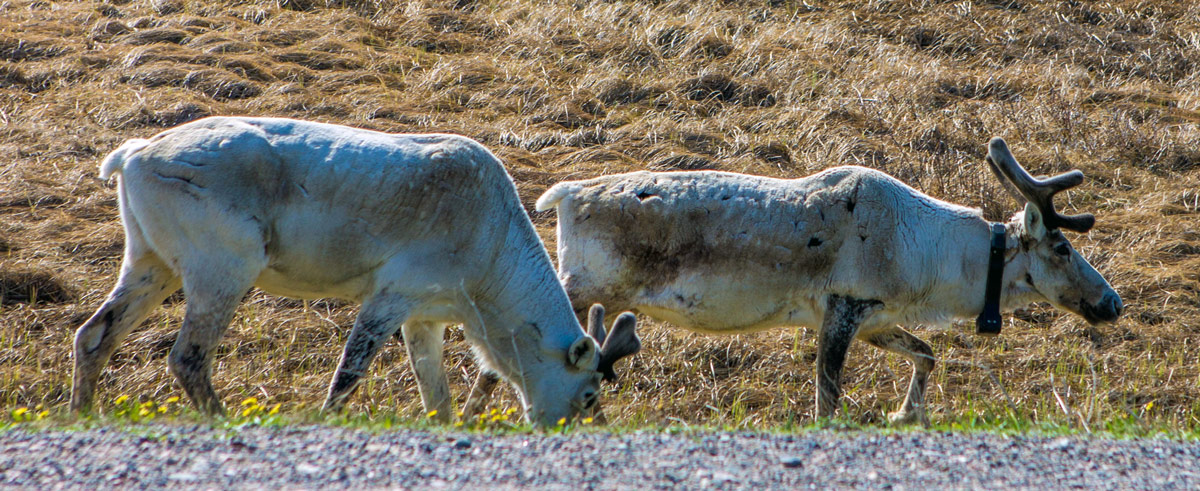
114,395,130,405
427,410,439,418
268,404,281,416
241,397,259,407
165,396,180,404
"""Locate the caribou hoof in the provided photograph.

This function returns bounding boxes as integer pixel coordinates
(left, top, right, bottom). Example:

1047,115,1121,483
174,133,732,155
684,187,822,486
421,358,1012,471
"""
887,409,930,427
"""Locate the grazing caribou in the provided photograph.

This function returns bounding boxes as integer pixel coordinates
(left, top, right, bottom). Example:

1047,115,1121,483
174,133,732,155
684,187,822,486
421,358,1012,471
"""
465,137,1121,425
71,116,640,427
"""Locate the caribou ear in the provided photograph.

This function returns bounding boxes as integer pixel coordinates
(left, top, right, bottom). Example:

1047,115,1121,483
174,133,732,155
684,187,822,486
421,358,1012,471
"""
587,304,607,346
597,312,641,382
1022,202,1046,240
567,336,599,370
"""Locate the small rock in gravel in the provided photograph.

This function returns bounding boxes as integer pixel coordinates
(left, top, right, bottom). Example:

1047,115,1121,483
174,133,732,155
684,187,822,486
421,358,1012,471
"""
296,463,321,475
1047,438,1073,451
230,437,256,452
712,471,735,485
454,438,472,450
167,472,199,482
781,456,804,468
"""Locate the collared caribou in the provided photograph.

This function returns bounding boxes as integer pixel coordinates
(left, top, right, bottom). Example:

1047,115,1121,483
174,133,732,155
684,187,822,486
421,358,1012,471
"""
465,137,1122,425
70,116,641,427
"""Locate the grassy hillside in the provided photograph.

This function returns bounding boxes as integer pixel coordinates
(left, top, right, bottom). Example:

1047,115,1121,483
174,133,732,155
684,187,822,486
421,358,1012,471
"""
2,0,1197,431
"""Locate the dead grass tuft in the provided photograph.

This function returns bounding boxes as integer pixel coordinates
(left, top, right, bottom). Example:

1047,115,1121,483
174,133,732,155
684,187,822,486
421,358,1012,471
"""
90,20,133,41
0,36,72,62
0,270,75,306
592,77,655,105
646,150,716,171
217,57,276,82
151,0,184,16
420,8,494,39
273,49,363,71
118,27,191,46
654,24,690,57
120,62,189,88
678,73,776,107
183,69,263,100
0,64,28,89
752,142,792,168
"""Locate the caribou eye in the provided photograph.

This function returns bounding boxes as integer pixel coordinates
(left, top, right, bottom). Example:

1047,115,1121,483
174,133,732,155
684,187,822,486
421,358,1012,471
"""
1053,243,1070,256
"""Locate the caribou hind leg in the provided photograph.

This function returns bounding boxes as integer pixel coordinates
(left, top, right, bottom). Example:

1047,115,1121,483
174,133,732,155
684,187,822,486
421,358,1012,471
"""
815,294,882,420
71,253,181,413
167,255,261,416
860,326,934,426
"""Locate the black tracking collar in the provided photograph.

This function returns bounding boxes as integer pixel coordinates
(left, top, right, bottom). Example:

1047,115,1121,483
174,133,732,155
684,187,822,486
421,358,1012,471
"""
975,223,1007,336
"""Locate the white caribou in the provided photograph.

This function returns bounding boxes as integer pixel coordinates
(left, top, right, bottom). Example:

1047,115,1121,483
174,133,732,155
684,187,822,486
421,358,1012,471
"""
70,116,640,427
467,137,1122,425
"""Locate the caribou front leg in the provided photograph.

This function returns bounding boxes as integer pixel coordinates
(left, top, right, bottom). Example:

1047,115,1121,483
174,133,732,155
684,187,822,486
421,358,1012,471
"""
462,372,502,420
860,326,934,426
323,293,414,413
815,294,883,420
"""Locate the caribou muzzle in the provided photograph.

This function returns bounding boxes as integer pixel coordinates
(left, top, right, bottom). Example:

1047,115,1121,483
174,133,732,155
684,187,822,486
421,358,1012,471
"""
1081,293,1123,325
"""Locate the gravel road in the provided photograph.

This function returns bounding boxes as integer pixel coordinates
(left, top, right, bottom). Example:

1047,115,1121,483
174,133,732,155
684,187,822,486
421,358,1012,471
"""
2,425,1197,489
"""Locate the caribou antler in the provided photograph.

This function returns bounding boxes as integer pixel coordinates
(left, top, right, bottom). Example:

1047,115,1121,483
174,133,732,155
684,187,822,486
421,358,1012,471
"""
985,137,1095,233
586,304,640,382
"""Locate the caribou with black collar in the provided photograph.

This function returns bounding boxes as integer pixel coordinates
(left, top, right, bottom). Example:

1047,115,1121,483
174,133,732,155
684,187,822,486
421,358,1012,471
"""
466,137,1122,426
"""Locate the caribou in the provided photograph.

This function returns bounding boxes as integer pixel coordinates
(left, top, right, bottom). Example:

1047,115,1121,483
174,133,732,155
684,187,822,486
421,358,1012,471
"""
465,137,1121,425
70,116,641,427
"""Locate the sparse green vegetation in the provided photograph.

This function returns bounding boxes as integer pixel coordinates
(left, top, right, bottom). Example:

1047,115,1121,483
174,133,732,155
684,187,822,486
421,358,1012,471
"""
1,0,1198,436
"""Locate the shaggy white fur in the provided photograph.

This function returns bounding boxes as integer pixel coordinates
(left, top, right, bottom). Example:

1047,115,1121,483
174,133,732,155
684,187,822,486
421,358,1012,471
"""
71,116,640,427
532,138,1121,425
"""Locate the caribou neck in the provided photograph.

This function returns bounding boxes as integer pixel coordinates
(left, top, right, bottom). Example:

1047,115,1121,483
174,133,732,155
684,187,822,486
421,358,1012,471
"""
947,218,1028,324
474,207,585,355
974,223,1007,334
996,223,1043,315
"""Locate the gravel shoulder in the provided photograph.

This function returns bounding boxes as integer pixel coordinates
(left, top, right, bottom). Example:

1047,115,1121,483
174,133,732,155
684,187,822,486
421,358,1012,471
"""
2,425,1198,489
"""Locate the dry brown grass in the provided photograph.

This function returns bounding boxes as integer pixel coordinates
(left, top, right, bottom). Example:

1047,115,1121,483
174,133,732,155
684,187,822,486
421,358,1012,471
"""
1,0,1198,431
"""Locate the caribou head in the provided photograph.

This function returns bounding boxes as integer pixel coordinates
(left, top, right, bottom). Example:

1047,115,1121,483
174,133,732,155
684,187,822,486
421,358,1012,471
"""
986,137,1123,325
563,304,640,424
